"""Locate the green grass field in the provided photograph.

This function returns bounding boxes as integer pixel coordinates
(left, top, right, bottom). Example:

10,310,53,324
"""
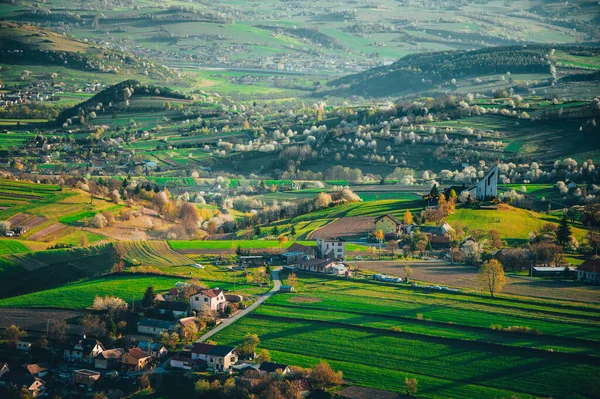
212,274,600,399
447,205,588,244
0,239,31,255
0,275,181,309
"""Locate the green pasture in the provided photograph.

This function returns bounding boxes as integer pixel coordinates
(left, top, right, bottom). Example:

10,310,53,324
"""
212,274,600,398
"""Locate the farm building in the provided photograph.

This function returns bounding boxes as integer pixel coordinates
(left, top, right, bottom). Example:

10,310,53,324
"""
94,348,125,370
466,165,498,200
191,343,238,372
374,214,402,235
190,288,228,312
137,319,176,336
532,267,576,278
577,259,600,283
64,337,105,364
296,258,351,276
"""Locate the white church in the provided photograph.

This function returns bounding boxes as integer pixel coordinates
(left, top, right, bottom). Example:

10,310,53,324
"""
465,165,498,200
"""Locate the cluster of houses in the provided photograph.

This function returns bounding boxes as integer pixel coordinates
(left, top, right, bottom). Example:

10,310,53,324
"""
374,213,454,247
282,238,352,277
0,335,169,397
137,287,242,338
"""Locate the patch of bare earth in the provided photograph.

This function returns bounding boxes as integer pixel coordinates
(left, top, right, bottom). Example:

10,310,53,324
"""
360,261,600,303
288,296,323,304
0,308,83,334
28,223,73,242
309,216,374,240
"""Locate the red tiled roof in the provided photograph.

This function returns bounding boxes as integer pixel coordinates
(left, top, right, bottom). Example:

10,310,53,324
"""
126,348,149,360
578,259,600,273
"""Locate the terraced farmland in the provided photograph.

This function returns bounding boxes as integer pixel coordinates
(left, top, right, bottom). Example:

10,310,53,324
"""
116,240,193,266
212,274,600,399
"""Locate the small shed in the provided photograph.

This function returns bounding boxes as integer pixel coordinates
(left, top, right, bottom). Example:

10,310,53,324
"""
280,285,295,293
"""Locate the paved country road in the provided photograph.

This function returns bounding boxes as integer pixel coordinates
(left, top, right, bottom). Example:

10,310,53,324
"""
195,266,282,343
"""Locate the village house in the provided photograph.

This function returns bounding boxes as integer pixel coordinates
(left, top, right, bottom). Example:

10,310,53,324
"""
72,369,101,387
155,301,189,318
374,213,402,236
0,372,46,397
121,348,152,371
94,348,125,370
258,362,291,375
190,288,227,312
16,341,33,351
577,259,600,283
0,363,9,378
137,318,176,336
64,336,105,364
21,364,49,378
316,237,346,259
137,342,168,359
191,343,238,372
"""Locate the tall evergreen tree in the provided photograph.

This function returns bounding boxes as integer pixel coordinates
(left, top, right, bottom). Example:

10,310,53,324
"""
142,286,156,308
556,215,572,247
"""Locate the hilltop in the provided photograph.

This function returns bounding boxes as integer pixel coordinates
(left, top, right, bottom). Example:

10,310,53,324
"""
328,45,600,98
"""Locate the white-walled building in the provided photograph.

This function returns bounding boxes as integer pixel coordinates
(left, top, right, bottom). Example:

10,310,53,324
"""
466,165,498,200
190,288,227,312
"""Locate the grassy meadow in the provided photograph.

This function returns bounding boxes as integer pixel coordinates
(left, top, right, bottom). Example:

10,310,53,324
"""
212,273,600,399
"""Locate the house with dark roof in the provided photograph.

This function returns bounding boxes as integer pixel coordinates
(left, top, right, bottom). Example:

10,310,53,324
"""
258,362,291,375
155,301,189,318
94,348,125,370
64,336,105,364
577,259,600,283
191,343,238,371
137,319,176,336
137,342,168,359
190,288,227,312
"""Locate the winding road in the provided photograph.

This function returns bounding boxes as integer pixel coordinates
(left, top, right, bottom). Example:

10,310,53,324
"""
195,267,282,343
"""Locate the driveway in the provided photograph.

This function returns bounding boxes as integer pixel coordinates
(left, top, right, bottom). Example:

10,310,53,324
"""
195,267,282,343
